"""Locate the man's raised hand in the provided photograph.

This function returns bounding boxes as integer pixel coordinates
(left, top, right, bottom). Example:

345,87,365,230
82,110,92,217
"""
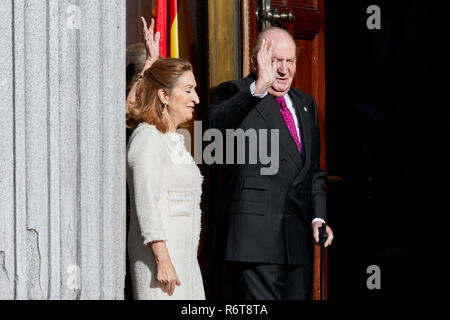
254,39,276,95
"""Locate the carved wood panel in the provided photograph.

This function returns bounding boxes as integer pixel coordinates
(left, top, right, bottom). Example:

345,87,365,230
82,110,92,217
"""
292,0,318,11
272,0,288,7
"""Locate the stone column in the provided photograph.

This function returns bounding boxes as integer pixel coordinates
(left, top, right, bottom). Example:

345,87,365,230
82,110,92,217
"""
0,0,126,299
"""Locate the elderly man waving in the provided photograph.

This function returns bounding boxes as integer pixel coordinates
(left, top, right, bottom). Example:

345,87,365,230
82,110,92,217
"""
208,26,334,300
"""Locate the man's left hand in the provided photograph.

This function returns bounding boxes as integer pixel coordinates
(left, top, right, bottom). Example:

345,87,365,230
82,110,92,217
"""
312,221,334,247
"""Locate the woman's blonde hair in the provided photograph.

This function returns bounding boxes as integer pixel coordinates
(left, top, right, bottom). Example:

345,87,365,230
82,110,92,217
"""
126,58,193,132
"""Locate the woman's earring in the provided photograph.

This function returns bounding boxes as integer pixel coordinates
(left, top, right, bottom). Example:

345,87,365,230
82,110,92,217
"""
162,102,167,115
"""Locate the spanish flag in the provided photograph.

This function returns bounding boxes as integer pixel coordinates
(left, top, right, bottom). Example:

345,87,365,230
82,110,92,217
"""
152,0,195,61
169,0,179,58
152,0,167,57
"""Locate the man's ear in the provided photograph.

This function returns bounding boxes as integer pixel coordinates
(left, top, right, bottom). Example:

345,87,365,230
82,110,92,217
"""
157,89,169,105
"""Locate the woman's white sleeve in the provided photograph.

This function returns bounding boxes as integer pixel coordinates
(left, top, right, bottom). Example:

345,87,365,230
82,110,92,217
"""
128,128,168,245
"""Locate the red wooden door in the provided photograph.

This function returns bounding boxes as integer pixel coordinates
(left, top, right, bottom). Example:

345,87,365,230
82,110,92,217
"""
247,0,327,300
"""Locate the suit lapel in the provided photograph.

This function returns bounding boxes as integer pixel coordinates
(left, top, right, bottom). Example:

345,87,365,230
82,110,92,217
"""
289,88,312,186
255,95,302,170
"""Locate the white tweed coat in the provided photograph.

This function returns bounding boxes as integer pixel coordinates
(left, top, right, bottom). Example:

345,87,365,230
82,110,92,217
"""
127,122,204,300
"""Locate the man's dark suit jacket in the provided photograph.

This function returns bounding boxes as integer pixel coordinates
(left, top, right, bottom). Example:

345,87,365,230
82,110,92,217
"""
207,73,327,266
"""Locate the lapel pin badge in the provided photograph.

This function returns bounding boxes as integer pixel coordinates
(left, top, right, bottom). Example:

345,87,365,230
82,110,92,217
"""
304,106,308,112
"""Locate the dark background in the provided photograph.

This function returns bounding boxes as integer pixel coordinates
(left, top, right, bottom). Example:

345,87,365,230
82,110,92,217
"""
325,0,440,299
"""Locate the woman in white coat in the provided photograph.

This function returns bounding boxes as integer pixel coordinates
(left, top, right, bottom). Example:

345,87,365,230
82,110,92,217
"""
126,18,204,300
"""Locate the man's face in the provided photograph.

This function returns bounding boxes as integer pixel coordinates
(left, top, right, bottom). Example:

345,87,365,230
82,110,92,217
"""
265,31,297,97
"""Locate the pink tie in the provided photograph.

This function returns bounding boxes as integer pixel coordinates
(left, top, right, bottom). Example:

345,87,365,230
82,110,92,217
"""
274,96,302,155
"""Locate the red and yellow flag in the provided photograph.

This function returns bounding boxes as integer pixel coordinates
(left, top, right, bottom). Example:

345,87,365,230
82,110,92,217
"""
169,0,179,58
153,0,167,57
152,0,195,61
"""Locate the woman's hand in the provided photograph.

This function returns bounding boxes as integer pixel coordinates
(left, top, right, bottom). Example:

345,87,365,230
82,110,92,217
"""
151,241,181,296
156,259,182,296
126,17,161,113
140,17,160,72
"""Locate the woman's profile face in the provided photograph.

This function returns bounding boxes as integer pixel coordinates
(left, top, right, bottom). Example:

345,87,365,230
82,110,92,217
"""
167,71,199,126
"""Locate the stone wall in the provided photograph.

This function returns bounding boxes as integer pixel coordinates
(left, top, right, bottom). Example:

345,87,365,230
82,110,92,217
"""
0,0,126,299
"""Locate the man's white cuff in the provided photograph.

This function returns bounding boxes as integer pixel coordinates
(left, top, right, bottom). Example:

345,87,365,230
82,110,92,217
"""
250,81,268,98
311,218,326,225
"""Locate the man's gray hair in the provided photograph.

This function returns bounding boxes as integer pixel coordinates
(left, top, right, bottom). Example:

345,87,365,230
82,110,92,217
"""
251,26,297,57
